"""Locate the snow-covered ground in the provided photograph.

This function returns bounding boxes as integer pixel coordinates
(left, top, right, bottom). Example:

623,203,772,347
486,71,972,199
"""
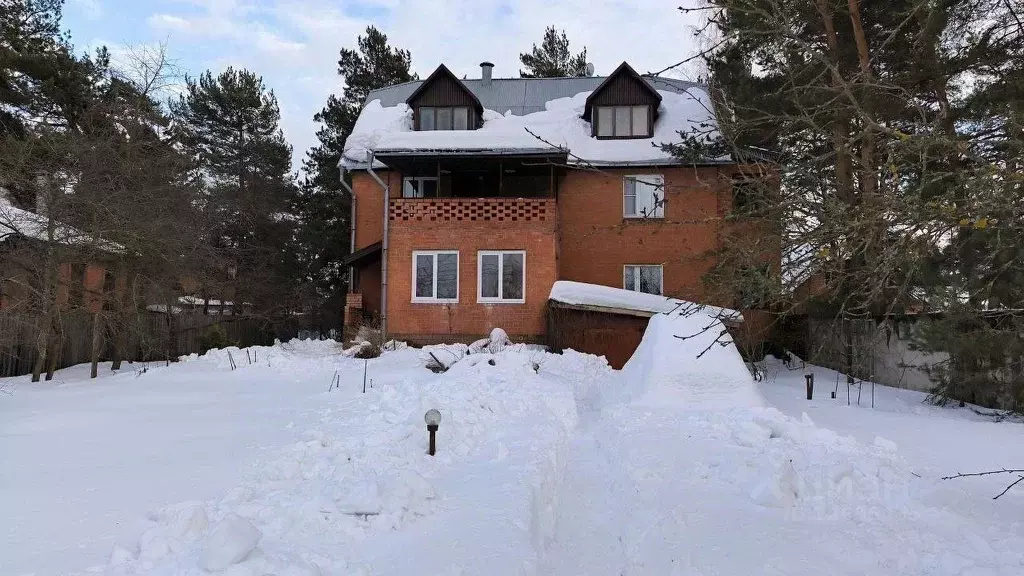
3,310,1024,575
1,342,347,576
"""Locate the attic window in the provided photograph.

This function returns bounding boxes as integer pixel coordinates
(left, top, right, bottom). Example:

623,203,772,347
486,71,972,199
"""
595,105,650,138
419,106,471,131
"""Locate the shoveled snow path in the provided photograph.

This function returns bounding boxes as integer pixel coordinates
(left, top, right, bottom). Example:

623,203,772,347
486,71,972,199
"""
540,309,1024,576
541,396,1024,575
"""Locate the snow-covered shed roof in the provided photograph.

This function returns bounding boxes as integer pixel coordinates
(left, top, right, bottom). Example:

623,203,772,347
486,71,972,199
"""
0,199,123,253
341,67,725,170
548,281,742,323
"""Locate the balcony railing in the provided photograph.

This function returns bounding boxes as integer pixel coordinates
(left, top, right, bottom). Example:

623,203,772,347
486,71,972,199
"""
389,197,555,223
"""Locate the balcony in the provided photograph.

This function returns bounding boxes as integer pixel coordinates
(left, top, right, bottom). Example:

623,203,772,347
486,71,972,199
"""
389,197,556,223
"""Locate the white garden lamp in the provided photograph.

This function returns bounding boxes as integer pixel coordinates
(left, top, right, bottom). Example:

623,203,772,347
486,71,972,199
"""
424,409,441,456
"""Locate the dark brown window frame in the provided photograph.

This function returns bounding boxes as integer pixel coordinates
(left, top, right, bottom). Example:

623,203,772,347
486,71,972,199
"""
593,104,652,139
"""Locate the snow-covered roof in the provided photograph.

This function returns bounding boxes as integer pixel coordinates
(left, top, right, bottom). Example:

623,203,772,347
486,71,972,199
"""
548,280,742,323
782,243,816,293
0,199,123,253
341,79,723,170
361,74,702,116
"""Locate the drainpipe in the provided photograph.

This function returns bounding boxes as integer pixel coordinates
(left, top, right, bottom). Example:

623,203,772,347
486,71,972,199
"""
338,164,356,292
365,151,389,339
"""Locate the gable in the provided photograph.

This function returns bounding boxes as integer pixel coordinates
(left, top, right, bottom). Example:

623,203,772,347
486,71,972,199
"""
405,65,483,112
582,62,662,121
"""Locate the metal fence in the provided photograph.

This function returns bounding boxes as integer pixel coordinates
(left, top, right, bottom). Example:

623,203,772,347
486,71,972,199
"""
0,311,319,378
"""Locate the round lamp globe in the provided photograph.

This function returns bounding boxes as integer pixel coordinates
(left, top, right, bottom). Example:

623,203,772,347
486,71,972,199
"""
424,409,442,427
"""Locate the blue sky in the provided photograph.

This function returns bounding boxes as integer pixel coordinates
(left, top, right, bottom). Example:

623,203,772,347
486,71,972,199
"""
62,0,700,172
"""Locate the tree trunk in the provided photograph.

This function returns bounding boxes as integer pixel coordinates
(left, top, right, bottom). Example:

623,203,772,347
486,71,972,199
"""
90,312,103,378
44,323,60,381
31,218,60,383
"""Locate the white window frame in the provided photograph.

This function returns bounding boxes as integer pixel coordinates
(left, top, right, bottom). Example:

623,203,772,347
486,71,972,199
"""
477,250,526,304
402,176,438,198
411,250,459,303
623,264,664,295
623,174,665,219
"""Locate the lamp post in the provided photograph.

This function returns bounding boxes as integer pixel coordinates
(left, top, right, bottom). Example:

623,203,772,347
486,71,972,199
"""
424,409,441,456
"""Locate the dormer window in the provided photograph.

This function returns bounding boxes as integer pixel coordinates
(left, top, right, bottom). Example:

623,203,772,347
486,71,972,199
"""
406,64,484,132
419,106,471,131
595,105,651,138
583,62,663,139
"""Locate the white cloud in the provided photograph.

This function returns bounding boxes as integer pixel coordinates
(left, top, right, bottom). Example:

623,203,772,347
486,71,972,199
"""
139,0,702,172
147,14,195,33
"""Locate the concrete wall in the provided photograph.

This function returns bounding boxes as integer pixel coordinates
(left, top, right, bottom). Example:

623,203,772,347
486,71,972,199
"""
808,317,948,392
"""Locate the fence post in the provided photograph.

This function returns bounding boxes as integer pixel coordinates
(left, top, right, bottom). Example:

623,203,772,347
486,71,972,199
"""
805,373,814,400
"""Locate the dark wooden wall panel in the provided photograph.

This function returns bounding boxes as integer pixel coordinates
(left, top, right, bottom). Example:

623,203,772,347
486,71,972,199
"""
589,74,659,107
410,74,478,107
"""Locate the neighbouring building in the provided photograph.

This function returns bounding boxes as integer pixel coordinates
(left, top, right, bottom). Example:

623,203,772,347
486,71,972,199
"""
339,61,778,359
0,197,124,314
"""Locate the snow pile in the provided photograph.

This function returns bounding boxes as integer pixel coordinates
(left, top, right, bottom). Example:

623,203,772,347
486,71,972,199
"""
341,100,413,167
15,334,1024,575
418,328,544,370
616,306,762,409
342,89,720,168
180,338,345,370
197,515,261,572
85,344,587,575
549,279,742,321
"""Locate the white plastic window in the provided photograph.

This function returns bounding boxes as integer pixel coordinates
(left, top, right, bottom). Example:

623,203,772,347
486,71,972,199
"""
478,251,525,303
623,174,665,218
412,251,459,302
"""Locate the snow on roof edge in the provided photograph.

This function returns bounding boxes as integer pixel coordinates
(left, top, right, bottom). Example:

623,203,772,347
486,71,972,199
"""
548,281,743,323
340,88,727,171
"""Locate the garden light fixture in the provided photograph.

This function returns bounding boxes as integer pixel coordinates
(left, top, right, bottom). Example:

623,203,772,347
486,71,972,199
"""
425,409,441,456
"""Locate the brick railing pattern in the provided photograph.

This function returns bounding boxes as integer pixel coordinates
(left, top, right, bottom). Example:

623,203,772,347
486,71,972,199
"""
390,197,554,223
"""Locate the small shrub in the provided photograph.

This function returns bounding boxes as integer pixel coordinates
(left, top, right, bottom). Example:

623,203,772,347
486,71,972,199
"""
200,324,231,354
353,341,381,359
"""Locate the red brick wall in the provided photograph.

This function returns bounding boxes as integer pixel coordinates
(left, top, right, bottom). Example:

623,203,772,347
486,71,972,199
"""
83,264,105,313
352,171,401,250
386,198,558,340
351,165,779,350
557,166,731,303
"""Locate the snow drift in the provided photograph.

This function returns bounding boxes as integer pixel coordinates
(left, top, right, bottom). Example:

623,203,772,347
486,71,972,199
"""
619,307,763,409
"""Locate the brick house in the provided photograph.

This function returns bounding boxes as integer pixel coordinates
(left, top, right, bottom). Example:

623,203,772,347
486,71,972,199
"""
0,198,124,314
339,61,777,357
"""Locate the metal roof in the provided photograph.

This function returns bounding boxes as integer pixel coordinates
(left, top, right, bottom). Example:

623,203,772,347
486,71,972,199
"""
364,75,705,116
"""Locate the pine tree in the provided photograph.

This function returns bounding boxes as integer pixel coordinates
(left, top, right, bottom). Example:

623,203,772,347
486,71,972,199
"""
519,26,588,78
297,26,415,323
670,1,1024,408
1,0,106,138
171,67,300,315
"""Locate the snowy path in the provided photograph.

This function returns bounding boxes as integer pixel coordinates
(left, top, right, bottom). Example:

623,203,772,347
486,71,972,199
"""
542,391,1024,575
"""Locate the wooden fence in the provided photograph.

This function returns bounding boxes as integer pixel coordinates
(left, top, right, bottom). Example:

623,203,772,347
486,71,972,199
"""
0,311,321,378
